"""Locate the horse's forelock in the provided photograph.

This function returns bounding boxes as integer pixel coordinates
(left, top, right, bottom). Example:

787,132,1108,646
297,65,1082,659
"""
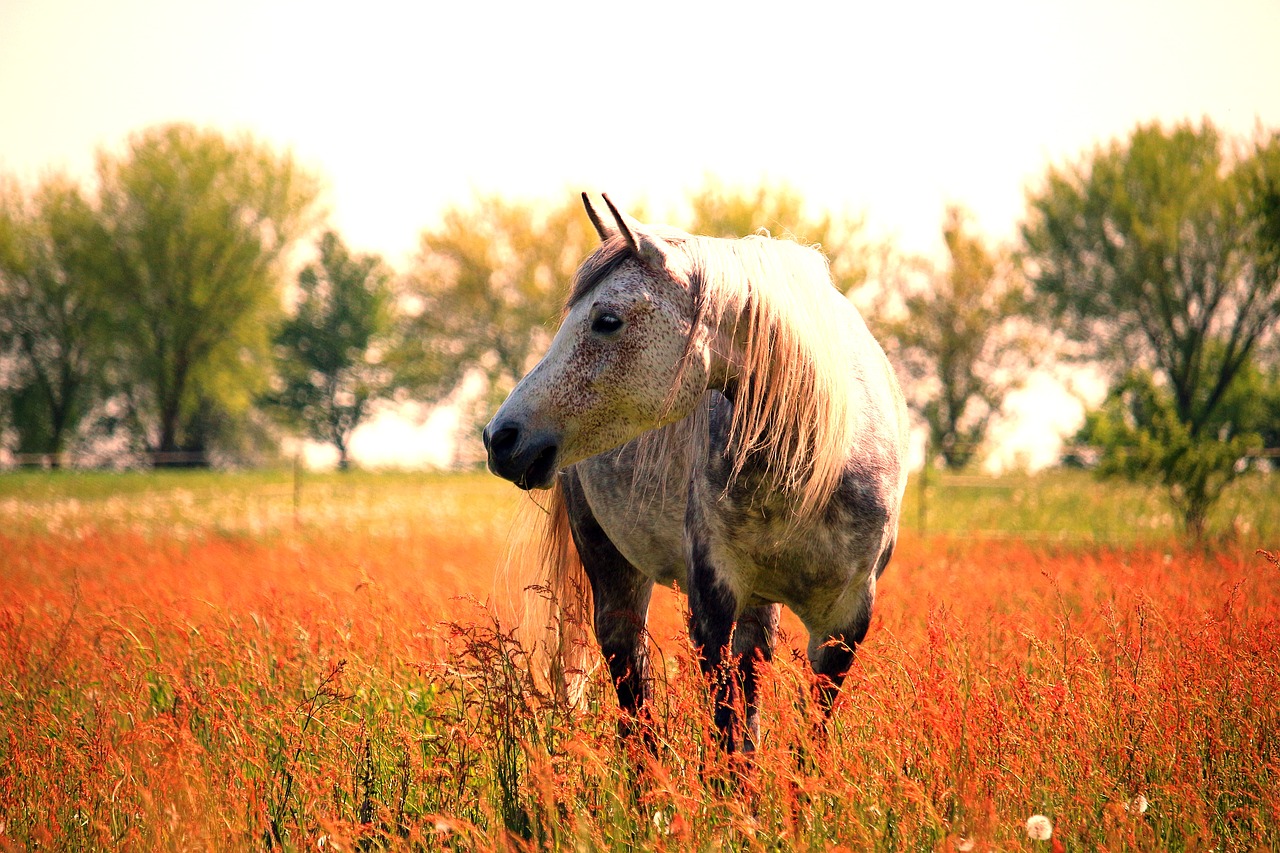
566,237,634,310
566,227,693,311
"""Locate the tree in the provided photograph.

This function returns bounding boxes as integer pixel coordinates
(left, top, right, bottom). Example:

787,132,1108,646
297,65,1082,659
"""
96,124,319,466
685,179,867,295
879,206,1028,468
1076,369,1262,539
0,175,114,465
1023,120,1280,535
269,230,397,469
394,193,596,464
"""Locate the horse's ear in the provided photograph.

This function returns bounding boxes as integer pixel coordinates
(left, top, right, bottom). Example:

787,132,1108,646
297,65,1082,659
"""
582,192,615,242
601,193,669,270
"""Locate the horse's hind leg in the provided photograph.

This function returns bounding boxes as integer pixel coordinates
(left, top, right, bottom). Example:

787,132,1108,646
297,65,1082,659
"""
807,594,874,714
562,472,655,731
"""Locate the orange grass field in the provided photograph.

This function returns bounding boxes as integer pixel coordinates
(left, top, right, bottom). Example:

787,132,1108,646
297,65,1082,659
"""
1,470,1278,851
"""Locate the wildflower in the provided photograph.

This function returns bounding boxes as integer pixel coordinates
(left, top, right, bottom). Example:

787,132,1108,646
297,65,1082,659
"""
1125,794,1149,814
1025,814,1053,840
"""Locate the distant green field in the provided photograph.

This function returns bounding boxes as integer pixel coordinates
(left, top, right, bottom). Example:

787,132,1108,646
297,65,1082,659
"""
1,465,1275,544
0,468,519,541
906,467,1279,544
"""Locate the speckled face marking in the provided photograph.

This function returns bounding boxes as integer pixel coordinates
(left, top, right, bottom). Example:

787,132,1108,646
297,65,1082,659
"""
483,247,710,490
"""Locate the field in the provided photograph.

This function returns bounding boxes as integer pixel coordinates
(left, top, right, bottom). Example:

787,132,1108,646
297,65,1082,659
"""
1,468,1278,851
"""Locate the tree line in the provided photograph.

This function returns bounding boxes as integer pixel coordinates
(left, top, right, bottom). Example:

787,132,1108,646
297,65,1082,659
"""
2,120,1278,536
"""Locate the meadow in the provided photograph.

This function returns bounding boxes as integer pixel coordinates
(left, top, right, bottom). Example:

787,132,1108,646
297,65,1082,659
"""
1,467,1278,850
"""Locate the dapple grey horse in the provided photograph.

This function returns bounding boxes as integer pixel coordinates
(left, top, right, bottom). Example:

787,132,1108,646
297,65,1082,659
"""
484,194,908,752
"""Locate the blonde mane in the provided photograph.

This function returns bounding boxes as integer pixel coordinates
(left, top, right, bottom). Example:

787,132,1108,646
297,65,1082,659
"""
572,231,861,520
686,234,858,519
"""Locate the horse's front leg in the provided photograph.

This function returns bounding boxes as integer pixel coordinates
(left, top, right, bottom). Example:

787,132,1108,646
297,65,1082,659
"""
685,531,740,751
734,603,781,752
685,524,777,754
562,475,655,735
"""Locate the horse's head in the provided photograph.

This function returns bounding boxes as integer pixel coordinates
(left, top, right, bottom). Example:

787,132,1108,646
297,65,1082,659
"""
483,194,711,490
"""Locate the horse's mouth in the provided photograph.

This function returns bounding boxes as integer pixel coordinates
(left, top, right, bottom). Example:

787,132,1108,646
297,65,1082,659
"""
514,444,558,491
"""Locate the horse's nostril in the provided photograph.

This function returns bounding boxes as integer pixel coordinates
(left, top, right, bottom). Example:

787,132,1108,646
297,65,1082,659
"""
488,425,519,456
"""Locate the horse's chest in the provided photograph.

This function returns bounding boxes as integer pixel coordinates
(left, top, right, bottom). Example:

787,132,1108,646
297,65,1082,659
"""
576,454,688,587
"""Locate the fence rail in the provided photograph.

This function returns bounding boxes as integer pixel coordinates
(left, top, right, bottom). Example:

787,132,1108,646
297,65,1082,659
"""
4,450,226,469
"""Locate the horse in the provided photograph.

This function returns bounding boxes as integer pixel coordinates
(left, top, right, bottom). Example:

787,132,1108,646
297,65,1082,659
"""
483,194,909,753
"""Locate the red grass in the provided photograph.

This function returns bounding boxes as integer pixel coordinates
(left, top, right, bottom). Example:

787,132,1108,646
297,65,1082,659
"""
2,524,1278,850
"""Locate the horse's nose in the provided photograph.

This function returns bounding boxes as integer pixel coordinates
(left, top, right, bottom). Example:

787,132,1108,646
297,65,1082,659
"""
483,418,560,490
484,422,519,457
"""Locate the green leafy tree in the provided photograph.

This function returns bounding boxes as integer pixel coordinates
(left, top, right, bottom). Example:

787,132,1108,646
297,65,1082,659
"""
0,175,114,465
395,193,595,464
96,124,319,466
1023,120,1280,536
269,230,397,469
686,179,866,294
879,206,1029,468
1077,369,1262,539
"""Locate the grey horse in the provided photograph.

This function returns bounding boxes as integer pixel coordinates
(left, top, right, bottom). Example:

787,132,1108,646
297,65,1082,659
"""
484,194,908,752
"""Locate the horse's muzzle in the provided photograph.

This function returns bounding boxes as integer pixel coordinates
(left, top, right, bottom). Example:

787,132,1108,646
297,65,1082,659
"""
482,420,560,490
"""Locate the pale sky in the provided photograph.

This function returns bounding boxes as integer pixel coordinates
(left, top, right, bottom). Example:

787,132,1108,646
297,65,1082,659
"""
5,0,1278,262
3,0,1278,469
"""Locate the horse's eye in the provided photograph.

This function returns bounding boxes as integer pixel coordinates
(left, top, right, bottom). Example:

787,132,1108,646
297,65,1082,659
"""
591,313,624,336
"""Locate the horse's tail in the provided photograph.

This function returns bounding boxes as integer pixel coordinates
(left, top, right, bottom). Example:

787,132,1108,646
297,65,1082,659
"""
503,476,595,706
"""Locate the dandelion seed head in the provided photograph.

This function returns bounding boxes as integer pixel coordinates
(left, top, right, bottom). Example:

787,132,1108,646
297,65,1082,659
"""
1125,794,1149,814
1025,814,1053,840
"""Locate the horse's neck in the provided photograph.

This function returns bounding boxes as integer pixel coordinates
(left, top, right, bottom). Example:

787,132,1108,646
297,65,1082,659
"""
704,280,863,402
702,281,762,400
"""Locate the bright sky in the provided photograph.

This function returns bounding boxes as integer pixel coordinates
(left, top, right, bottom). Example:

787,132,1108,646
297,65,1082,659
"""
3,0,1278,468
5,0,1278,263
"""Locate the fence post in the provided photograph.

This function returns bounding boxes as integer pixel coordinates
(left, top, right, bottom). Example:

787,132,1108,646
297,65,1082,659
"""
918,437,928,538
292,451,302,528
